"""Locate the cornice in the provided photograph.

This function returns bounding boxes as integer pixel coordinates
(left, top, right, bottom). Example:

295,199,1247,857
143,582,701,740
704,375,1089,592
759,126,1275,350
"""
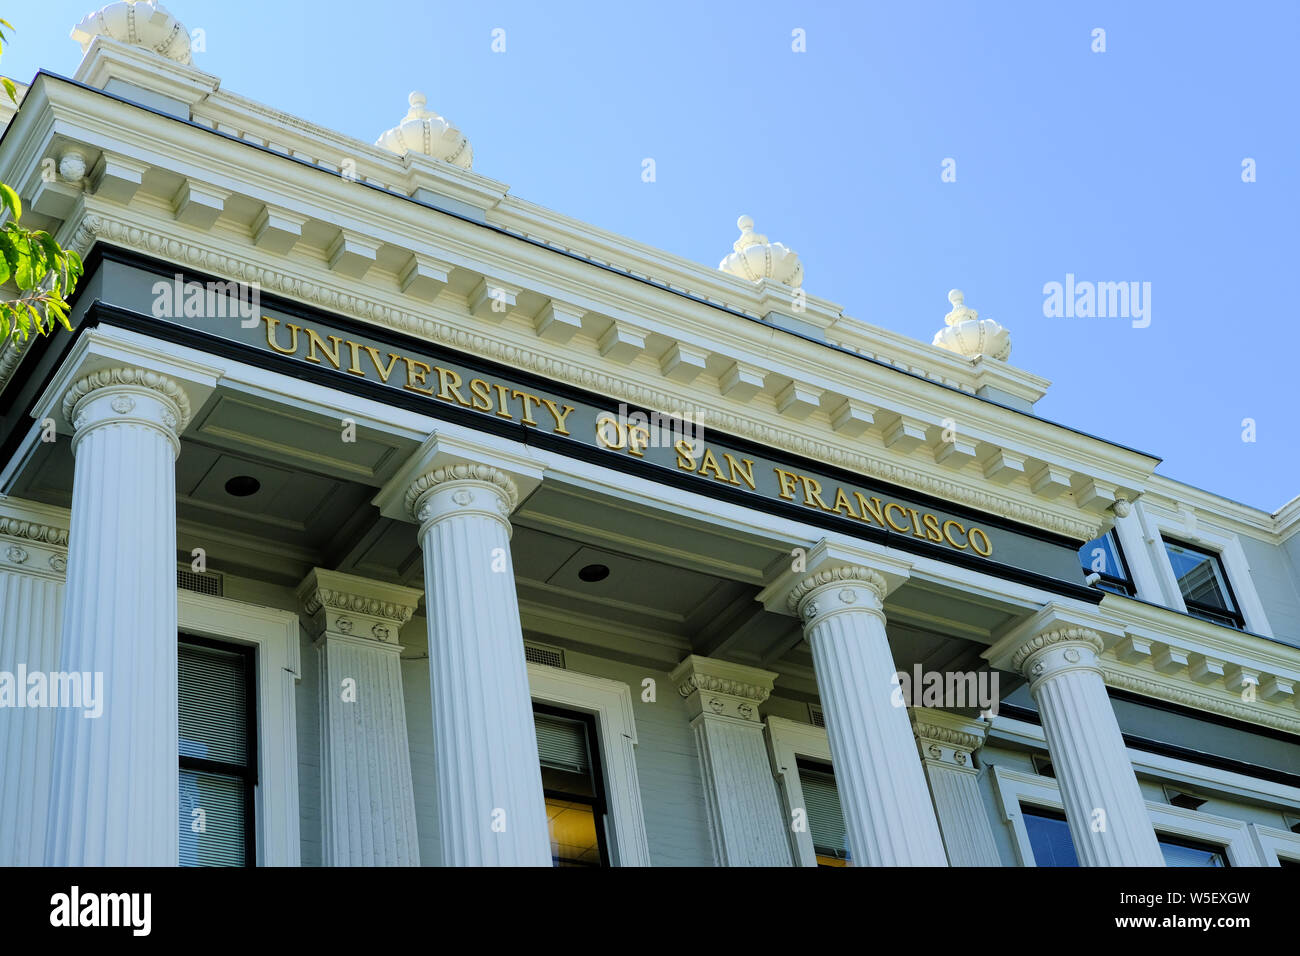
1,72,1164,542
59,208,1118,541
1101,665,1300,736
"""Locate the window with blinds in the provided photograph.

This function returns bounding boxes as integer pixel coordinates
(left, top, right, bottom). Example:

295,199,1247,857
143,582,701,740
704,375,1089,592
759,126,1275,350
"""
179,637,256,867
534,704,609,867
797,759,850,866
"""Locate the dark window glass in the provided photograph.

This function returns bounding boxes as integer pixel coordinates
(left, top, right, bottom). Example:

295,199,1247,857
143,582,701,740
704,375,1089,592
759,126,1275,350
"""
797,759,850,866
1163,538,1243,628
1023,806,1078,866
1078,531,1134,596
179,637,256,867
1022,805,1228,867
534,704,609,867
1278,857,1300,869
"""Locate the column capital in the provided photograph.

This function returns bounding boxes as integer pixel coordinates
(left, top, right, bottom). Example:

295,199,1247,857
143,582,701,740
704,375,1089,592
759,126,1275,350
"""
373,429,543,524
757,537,911,619
296,567,423,645
984,602,1118,682
910,710,990,774
670,654,778,724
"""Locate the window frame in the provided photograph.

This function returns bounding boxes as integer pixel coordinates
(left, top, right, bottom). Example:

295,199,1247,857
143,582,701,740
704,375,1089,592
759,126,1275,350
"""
1248,823,1300,867
533,701,611,867
179,633,258,867
178,589,302,867
991,765,1261,866
1079,530,1135,597
526,662,652,867
766,715,834,867
1160,535,1246,630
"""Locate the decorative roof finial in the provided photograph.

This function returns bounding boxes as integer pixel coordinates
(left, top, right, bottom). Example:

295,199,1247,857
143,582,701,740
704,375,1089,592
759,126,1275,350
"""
718,215,803,288
71,0,193,64
375,90,472,170
931,289,1012,361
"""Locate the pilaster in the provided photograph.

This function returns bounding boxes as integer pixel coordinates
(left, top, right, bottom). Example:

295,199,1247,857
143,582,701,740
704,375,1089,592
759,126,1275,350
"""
910,710,1002,866
671,654,792,866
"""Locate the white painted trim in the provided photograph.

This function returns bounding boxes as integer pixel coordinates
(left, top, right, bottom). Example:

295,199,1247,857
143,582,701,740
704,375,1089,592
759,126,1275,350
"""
1248,824,1300,866
1142,504,1273,637
990,765,1265,866
526,662,652,867
179,590,302,867
990,714,1300,811
765,715,832,867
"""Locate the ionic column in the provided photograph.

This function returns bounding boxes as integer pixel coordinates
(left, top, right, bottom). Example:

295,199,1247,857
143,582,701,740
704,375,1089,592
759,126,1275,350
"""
406,462,550,866
45,367,191,866
989,615,1164,866
787,567,948,866
0,516,66,866
911,712,1002,866
671,655,792,866
298,568,424,866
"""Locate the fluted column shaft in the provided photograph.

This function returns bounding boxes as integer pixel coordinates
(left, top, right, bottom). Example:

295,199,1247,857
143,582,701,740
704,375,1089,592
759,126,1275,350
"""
299,568,423,866
791,567,948,866
912,715,1002,866
46,368,190,866
408,463,550,866
671,655,791,866
1013,628,1164,866
0,561,64,865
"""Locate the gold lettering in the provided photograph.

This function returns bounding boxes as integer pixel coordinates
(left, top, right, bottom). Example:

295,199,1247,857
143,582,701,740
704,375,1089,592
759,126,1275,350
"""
855,493,885,527
774,468,800,501
435,367,471,407
674,439,697,471
492,383,513,419
343,340,365,377
884,502,912,533
628,426,651,458
922,513,943,543
402,357,434,395
362,346,402,383
723,454,756,491
304,328,344,369
468,378,494,412
942,520,969,550
512,389,542,426
596,415,625,449
906,508,928,539
831,487,859,519
799,476,833,511
968,527,993,556
540,398,574,436
263,316,300,355
698,447,728,481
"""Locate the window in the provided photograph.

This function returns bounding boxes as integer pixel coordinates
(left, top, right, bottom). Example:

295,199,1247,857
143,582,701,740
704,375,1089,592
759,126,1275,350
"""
1021,805,1228,867
797,759,850,866
178,636,256,867
1078,531,1134,596
534,703,610,867
1163,537,1244,629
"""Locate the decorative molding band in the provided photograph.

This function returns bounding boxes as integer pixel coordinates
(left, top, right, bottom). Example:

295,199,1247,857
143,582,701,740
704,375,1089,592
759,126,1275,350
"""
60,366,193,429
674,673,772,706
787,565,887,615
301,587,416,627
910,719,983,753
0,516,69,547
1009,626,1104,674
60,213,1106,541
404,462,519,517
1101,666,1300,737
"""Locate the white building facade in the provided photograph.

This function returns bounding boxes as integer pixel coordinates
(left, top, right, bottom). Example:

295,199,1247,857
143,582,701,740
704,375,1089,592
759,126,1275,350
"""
1,4,1299,868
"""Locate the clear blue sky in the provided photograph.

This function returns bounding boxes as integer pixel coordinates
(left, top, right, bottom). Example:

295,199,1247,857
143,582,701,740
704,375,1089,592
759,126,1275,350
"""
5,1,1296,510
